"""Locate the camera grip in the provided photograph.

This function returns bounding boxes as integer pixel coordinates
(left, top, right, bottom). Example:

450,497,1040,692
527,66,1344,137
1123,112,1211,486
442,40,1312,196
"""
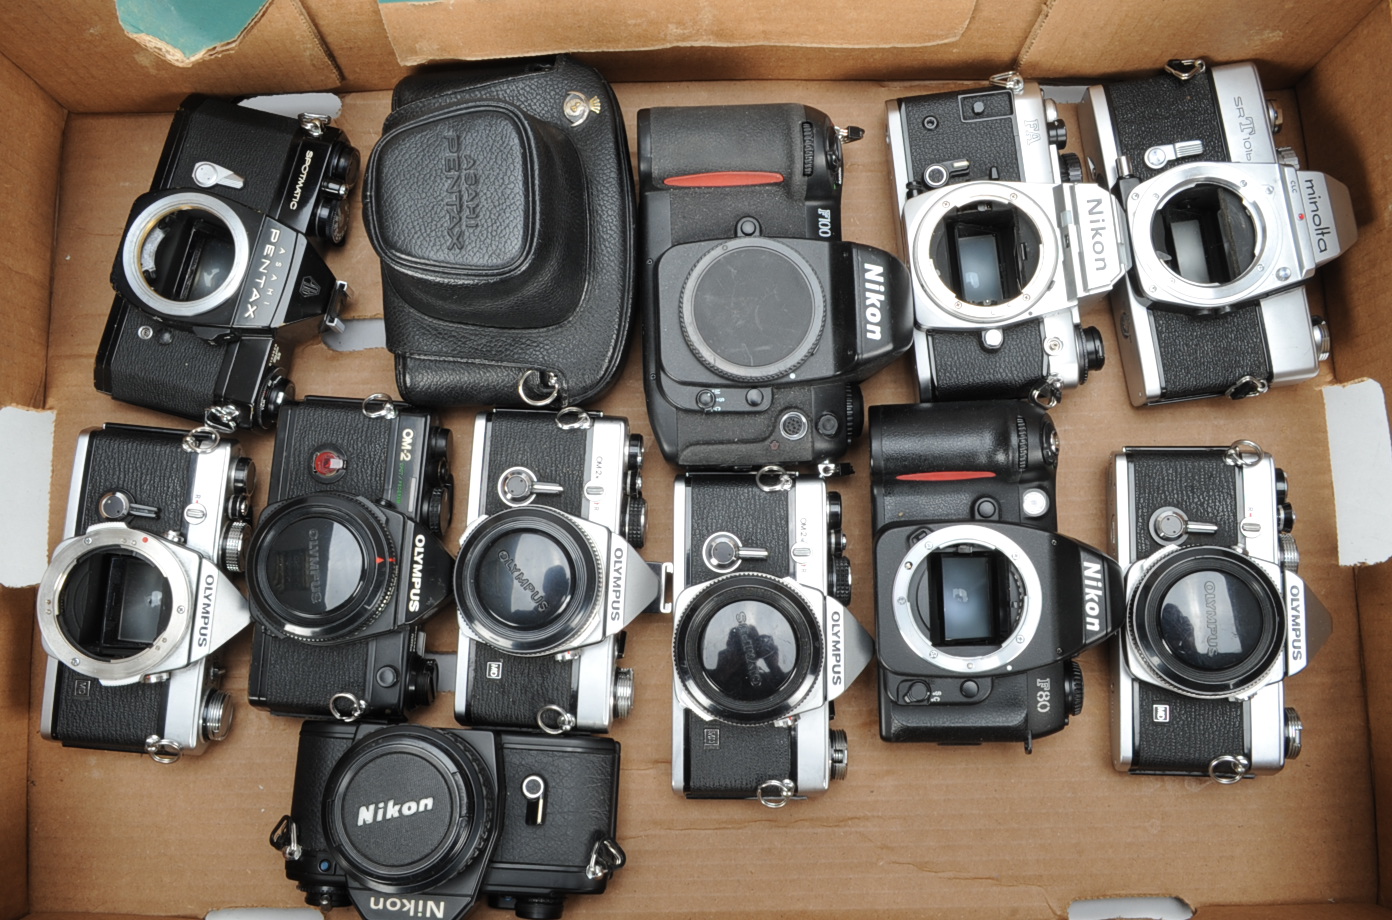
922,322,1048,400
680,712,794,798
97,299,229,425
1129,682,1246,775
461,646,575,729
48,662,164,753
1149,304,1272,400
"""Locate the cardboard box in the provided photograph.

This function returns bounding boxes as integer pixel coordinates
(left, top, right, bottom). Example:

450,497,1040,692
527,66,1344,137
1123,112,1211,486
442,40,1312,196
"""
3,1,1392,918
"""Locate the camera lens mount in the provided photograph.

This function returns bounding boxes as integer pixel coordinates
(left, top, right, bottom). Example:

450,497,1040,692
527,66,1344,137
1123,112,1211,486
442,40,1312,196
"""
120,191,251,319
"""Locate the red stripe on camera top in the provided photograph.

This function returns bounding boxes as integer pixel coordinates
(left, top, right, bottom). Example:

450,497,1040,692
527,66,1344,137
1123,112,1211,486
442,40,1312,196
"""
664,171,785,187
896,471,998,481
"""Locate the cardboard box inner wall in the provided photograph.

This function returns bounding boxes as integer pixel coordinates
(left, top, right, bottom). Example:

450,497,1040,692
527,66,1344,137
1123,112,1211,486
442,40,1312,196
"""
4,1,1392,918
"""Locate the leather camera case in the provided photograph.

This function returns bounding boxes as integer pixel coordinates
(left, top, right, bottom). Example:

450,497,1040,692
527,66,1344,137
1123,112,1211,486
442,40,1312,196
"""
363,56,635,407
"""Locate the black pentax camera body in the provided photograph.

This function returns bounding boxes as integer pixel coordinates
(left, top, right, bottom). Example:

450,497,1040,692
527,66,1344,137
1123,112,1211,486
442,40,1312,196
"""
453,409,663,734
638,103,914,468
1110,442,1332,781
886,74,1122,403
1078,60,1355,403
245,396,455,722
871,402,1122,748
37,424,255,761
98,94,360,428
276,721,625,920
671,471,873,805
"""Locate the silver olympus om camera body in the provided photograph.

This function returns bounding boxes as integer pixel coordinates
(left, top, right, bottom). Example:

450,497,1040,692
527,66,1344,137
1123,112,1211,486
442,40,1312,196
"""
453,408,667,735
36,424,255,761
887,72,1127,404
671,470,872,805
1079,59,1356,403
1110,441,1333,781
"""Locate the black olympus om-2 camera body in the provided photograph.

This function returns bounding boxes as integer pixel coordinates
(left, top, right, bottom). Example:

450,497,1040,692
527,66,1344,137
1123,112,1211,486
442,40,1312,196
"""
245,396,455,723
97,94,359,429
37,424,255,761
453,409,664,735
871,401,1122,749
638,103,914,468
274,721,625,920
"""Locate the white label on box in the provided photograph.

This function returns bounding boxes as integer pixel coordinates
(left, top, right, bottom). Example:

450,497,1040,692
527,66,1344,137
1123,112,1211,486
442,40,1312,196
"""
1323,378,1392,566
0,405,55,588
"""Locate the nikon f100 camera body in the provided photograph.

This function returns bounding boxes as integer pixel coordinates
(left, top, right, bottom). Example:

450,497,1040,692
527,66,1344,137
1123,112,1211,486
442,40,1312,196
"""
453,409,663,734
245,396,455,722
1079,59,1356,403
639,103,913,468
671,470,872,805
871,402,1122,748
886,73,1123,404
98,94,359,428
37,424,255,761
1110,442,1332,780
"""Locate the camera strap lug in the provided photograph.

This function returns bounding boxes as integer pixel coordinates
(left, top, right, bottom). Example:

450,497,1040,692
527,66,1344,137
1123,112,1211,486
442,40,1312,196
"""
361,393,399,420
144,735,182,764
1209,754,1251,784
270,815,303,861
756,778,797,808
203,404,242,434
181,427,222,453
1224,375,1270,400
1163,58,1208,81
1030,377,1063,409
555,405,593,429
989,71,1026,94
518,369,565,407
1224,440,1265,467
537,704,577,735
756,465,794,492
329,692,368,722
586,838,627,880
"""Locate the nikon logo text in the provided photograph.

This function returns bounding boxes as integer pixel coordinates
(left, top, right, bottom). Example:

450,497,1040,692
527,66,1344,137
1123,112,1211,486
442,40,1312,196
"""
368,897,446,919
196,573,215,648
407,534,427,613
1081,560,1104,633
443,134,480,251
1087,197,1111,274
862,262,885,341
357,796,434,826
288,149,314,211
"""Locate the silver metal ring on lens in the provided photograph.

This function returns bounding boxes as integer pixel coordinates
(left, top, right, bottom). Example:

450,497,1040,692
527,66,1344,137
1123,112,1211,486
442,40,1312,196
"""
36,525,195,684
889,523,1043,674
121,191,250,318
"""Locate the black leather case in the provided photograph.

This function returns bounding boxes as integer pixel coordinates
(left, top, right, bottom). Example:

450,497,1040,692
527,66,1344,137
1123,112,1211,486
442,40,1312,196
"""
362,56,635,408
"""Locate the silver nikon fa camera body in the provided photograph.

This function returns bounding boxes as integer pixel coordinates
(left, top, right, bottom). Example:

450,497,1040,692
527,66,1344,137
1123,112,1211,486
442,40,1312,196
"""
887,73,1125,403
671,471,872,806
1079,59,1355,403
454,409,666,735
37,424,255,762
1110,442,1333,781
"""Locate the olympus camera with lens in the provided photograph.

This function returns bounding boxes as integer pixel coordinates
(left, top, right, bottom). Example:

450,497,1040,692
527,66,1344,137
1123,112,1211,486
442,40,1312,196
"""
886,72,1124,404
453,409,664,735
871,401,1122,748
245,396,455,722
670,470,872,805
638,103,914,468
1079,59,1356,403
97,94,360,429
273,721,625,920
36,424,255,761
1109,442,1332,780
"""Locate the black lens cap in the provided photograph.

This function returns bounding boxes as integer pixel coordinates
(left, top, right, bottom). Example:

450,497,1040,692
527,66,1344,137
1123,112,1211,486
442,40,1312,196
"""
324,726,494,891
247,494,397,642
455,507,598,654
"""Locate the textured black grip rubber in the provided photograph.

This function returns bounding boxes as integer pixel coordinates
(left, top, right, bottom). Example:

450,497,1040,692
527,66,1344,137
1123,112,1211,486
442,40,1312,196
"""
1128,449,1240,559
157,96,305,212
683,476,791,586
682,711,795,797
479,411,591,517
49,663,166,753
879,663,1070,744
271,398,431,507
923,321,1047,400
98,301,229,423
896,88,1022,185
249,628,374,719
1150,303,1272,400
493,733,621,870
1102,67,1229,183
1130,683,1246,775
462,647,576,729
76,425,196,536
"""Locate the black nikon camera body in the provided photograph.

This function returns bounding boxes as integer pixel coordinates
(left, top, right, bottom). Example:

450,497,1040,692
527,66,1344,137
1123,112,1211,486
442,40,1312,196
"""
453,409,663,734
245,396,454,722
274,721,625,920
638,103,913,468
98,94,359,428
886,74,1122,404
1078,60,1355,403
871,402,1122,748
1110,442,1332,780
36,424,255,761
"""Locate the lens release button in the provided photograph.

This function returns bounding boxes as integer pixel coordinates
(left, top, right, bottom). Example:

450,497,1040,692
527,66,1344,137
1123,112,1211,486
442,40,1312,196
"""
960,680,979,699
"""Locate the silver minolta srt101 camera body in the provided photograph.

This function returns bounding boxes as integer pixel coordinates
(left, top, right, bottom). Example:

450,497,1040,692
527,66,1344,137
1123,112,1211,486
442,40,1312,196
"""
1079,59,1356,403
1110,441,1333,781
887,73,1125,403
671,471,872,805
453,409,665,735
37,424,255,761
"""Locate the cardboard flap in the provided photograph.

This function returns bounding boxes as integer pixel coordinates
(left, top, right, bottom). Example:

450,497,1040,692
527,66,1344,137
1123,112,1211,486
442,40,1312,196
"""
1018,0,1382,87
375,0,977,65
0,0,342,113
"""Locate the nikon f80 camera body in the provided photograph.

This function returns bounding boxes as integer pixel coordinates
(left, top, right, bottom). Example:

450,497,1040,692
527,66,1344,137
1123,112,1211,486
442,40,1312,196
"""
274,721,626,920
246,396,455,722
671,471,872,805
639,103,913,468
887,74,1123,404
1079,59,1355,403
1110,442,1332,780
453,409,663,734
98,94,359,428
36,424,255,761
871,402,1122,748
